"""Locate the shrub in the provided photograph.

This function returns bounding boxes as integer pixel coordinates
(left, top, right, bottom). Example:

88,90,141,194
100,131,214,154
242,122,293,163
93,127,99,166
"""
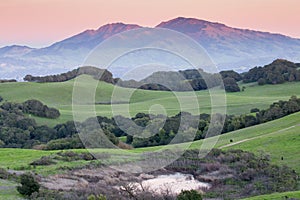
177,190,202,200
87,194,107,200
0,168,9,179
17,173,40,196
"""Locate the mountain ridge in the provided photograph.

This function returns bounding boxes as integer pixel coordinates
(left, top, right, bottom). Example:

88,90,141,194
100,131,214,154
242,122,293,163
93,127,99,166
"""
1,17,300,79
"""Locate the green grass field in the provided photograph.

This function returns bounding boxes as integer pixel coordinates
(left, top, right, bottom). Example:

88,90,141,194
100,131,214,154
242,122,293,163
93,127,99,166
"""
241,190,300,200
1,75,300,126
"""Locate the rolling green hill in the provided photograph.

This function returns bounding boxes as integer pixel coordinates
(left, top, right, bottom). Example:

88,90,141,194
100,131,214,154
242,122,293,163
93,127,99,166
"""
1,75,300,127
1,112,299,173
133,111,300,174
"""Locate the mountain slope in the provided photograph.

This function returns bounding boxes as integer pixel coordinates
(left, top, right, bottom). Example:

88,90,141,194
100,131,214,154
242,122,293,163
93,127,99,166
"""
1,17,300,79
157,17,300,70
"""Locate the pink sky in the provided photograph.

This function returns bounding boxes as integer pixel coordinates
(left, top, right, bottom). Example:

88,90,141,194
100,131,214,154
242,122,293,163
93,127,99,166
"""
1,0,300,48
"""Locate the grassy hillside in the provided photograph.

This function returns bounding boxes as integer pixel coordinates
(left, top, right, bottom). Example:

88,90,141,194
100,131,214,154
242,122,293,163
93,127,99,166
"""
1,75,300,126
1,112,299,173
133,112,300,173
241,190,300,200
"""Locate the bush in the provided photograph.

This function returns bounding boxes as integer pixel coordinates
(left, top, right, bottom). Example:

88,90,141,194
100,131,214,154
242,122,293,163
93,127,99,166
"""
0,96,3,102
17,173,40,196
30,156,56,166
87,194,107,200
0,168,9,179
177,190,202,200
250,108,260,113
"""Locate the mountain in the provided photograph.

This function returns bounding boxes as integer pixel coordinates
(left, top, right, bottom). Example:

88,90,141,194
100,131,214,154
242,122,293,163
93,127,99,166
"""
1,17,300,79
0,45,34,57
157,17,300,70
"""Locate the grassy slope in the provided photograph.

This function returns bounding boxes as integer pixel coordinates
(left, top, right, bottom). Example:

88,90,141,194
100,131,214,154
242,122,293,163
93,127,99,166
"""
132,112,300,173
241,190,300,200
0,112,299,173
0,112,299,199
0,75,300,126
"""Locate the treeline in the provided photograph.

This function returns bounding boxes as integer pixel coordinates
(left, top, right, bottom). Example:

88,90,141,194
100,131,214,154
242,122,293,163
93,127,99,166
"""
24,66,115,84
22,59,300,93
125,95,300,148
23,65,241,93
118,59,300,92
117,69,241,92
1,96,300,149
0,79,17,83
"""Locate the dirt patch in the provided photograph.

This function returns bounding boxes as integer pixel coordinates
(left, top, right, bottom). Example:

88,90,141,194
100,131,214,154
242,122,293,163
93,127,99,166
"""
41,175,89,191
133,173,210,195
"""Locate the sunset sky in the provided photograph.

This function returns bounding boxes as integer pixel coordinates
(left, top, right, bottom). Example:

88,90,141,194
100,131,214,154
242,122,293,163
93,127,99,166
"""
1,0,300,48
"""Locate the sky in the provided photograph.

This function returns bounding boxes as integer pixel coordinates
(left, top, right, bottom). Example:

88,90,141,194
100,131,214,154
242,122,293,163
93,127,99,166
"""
1,0,300,48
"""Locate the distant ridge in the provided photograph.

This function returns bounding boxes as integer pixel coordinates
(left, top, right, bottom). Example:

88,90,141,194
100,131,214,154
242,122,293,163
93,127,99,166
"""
1,17,300,79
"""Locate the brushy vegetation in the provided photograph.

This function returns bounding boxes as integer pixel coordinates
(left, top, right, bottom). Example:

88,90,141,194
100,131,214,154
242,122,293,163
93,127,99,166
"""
167,149,298,200
16,174,40,197
12,149,298,200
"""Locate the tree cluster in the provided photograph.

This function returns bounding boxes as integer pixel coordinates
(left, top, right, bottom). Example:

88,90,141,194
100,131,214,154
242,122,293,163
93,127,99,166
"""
118,68,239,92
0,79,17,83
243,59,300,85
1,99,60,119
0,100,119,149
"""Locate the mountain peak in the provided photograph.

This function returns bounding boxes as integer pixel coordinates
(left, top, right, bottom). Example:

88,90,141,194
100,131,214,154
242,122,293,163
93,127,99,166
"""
0,45,34,56
95,22,141,33
156,17,227,34
159,17,223,25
